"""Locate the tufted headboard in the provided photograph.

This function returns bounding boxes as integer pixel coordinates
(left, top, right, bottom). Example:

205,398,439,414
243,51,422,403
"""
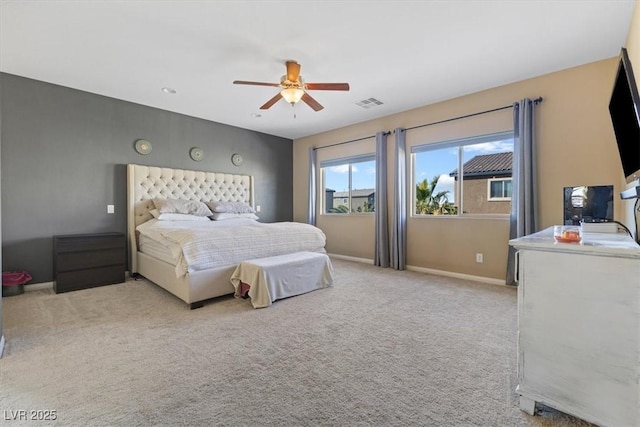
127,164,254,272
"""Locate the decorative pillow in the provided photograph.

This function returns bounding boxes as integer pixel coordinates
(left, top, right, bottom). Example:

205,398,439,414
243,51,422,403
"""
150,209,161,218
155,213,210,221
206,201,255,214
153,198,212,216
209,212,259,221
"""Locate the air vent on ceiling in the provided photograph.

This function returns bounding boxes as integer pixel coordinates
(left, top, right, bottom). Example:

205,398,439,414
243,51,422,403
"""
356,98,384,109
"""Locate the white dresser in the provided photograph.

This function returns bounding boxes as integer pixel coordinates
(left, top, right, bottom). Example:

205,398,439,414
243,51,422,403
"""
510,227,640,426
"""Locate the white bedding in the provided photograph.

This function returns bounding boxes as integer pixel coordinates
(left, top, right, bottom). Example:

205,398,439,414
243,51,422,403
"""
136,218,327,277
138,235,182,264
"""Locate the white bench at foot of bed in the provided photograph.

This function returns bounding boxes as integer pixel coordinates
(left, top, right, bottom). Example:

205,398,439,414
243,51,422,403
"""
230,251,334,308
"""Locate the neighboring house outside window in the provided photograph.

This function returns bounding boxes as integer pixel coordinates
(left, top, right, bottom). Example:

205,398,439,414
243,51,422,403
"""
332,189,375,213
412,131,513,216
321,154,376,214
450,152,513,214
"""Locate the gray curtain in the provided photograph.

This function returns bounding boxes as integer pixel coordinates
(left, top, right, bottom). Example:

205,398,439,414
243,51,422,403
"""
506,99,538,285
391,128,407,270
374,131,390,267
308,147,317,226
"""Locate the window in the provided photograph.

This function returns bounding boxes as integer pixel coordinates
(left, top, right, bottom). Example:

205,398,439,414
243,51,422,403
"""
412,131,514,216
321,154,376,214
488,178,512,201
413,145,459,215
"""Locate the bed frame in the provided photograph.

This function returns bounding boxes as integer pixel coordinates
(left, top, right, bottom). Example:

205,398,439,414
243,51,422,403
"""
127,164,255,308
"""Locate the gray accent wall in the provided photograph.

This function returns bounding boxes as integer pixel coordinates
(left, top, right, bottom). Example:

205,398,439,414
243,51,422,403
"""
0,74,3,350
0,73,293,284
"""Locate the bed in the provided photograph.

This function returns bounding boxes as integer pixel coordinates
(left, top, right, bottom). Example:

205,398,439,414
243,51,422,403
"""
127,164,327,308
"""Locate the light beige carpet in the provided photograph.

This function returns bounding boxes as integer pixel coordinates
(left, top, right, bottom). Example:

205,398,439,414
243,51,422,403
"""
1,259,593,426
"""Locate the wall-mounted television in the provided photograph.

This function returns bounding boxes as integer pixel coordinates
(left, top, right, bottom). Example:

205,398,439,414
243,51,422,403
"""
609,47,640,185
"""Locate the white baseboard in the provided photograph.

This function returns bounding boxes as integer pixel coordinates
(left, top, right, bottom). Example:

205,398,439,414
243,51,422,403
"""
328,254,506,286
327,253,373,264
406,264,507,286
24,271,133,292
25,281,53,291
0,335,5,358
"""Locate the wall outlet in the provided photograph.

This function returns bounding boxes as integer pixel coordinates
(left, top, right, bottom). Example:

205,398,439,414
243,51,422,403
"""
475,253,483,263
256,205,261,212
107,204,115,214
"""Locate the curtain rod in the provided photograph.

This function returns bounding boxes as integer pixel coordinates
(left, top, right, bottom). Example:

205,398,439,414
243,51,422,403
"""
312,131,391,151
403,96,543,132
312,96,542,149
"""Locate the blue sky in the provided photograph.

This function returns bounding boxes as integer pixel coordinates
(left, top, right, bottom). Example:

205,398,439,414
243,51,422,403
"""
324,160,376,192
323,139,513,197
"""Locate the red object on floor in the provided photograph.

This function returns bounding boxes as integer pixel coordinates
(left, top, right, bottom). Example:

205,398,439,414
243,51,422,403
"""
2,271,31,297
240,281,251,299
2,271,32,286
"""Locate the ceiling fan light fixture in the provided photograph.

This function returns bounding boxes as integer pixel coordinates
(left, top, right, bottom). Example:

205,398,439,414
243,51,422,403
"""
234,60,348,112
280,88,305,104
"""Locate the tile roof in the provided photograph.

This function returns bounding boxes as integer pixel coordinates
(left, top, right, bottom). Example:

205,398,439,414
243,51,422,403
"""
450,152,512,177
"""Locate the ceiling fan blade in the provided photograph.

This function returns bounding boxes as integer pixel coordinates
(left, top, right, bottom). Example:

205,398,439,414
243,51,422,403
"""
260,93,283,110
286,61,301,82
233,80,281,87
305,83,350,91
302,92,324,111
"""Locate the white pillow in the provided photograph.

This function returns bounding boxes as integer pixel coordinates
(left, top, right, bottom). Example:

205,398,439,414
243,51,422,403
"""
156,213,210,221
206,201,255,214
209,212,259,221
153,198,212,216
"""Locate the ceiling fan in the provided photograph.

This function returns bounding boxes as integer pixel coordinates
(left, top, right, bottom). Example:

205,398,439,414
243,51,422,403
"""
233,60,350,112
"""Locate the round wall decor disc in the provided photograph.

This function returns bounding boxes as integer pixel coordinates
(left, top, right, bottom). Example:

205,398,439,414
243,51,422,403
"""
190,147,204,161
231,153,243,166
134,139,152,155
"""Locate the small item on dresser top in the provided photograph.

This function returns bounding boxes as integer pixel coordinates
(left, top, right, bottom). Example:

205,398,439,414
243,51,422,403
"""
553,225,582,243
580,221,618,233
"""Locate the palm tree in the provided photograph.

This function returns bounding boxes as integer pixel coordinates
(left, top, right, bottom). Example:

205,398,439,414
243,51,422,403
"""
415,175,457,215
329,205,350,214
361,199,374,213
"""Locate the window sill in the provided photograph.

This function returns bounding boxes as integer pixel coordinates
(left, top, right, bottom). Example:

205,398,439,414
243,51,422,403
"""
410,214,510,220
320,213,375,217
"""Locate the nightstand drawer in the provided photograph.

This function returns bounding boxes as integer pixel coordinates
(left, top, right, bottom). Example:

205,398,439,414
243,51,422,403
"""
55,265,125,293
56,248,124,272
55,234,125,253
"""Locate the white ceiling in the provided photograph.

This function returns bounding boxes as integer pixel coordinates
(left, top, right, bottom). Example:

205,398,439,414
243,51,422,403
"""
0,1,636,140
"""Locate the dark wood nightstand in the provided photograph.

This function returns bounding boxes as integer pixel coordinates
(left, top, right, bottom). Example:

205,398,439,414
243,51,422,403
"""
53,232,126,293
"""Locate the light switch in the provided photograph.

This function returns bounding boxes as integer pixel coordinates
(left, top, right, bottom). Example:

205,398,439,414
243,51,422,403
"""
107,204,115,214
256,205,261,212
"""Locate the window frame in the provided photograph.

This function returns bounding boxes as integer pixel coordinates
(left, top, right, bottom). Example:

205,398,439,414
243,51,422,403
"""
487,177,512,201
320,153,376,215
411,131,514,218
